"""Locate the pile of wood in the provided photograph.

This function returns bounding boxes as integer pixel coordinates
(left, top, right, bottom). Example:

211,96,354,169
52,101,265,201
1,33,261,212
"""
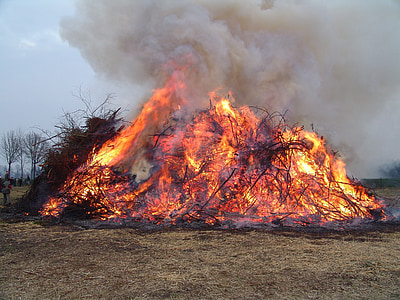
16,108,123,215
41,102,385,228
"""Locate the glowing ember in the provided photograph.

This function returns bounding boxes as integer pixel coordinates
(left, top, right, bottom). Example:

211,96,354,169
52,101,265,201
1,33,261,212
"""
40,75,385,228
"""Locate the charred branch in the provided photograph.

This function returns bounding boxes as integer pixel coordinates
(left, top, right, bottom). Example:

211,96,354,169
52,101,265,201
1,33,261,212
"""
33,100,384,228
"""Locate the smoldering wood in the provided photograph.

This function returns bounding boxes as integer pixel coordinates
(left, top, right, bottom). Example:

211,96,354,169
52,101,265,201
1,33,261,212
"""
36,102,385,228
16,106,124,215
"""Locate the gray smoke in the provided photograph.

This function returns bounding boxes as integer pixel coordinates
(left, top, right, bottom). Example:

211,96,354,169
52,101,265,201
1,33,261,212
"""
60,0,400,178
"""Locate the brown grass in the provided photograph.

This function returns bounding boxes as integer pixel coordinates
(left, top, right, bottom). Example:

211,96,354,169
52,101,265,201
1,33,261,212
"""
7,186,28,203
0,186,399,299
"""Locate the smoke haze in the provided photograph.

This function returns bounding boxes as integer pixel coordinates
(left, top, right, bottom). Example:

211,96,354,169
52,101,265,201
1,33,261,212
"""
60,0,400,178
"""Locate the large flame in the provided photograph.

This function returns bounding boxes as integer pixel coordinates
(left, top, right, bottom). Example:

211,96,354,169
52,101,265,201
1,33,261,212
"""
41,74,385,228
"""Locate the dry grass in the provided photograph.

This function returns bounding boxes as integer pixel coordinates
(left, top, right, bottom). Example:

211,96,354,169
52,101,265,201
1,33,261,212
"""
6,186,28,204
0,186,399,299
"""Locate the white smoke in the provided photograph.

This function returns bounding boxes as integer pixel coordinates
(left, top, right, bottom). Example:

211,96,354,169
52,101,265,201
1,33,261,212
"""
60,0,400,178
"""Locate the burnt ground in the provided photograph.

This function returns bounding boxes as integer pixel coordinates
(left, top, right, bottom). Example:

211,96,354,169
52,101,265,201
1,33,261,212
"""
0,186,400,299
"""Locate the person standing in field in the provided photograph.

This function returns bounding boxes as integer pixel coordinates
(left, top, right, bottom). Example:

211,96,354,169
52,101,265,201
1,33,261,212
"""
2,179,11,206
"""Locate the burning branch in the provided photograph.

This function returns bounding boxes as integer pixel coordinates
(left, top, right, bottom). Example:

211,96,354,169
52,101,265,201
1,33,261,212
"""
40,96,386,229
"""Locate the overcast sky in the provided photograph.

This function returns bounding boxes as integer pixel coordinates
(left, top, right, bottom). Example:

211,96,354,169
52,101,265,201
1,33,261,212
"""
0,0,126,136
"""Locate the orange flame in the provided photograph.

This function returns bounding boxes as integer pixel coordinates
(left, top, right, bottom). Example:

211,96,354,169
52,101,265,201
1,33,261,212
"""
41,76,385,228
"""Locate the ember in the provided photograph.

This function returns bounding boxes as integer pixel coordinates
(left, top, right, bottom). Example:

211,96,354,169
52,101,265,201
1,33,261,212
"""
40,75,386,228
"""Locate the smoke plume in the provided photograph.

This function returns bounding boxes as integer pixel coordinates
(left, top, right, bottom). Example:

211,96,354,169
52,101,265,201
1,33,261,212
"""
60,0,400,178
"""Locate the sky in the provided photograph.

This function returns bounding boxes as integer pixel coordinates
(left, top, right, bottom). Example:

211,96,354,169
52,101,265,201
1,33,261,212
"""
0,0,135,172
0,0,400,178
0,0,128,136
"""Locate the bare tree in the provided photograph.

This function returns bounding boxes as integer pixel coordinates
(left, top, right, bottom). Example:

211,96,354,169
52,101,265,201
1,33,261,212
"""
24,132,49,179
0,130,21,175
15,130,26,180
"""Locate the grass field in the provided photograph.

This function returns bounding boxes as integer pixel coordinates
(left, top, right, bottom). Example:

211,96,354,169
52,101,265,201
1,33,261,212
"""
0,185,399,299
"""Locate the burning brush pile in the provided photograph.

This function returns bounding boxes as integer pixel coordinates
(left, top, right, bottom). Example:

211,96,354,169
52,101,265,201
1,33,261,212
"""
36,77,387,229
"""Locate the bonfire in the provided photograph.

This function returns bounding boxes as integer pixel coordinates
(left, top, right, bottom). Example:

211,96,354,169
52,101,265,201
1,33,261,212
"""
40,73,386,229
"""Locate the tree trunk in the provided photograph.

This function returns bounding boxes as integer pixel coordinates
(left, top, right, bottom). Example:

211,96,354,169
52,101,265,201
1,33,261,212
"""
20,153,24,180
